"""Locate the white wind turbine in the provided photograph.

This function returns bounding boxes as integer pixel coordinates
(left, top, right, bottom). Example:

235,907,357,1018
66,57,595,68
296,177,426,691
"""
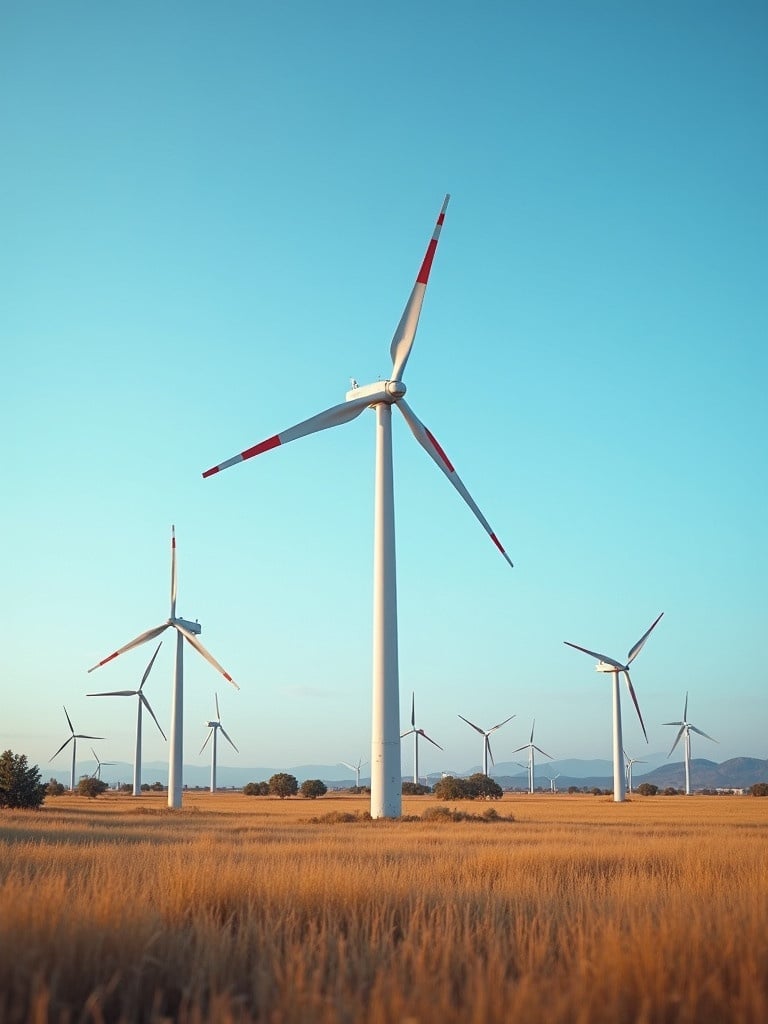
90,748,116,782
458,713,515,777
401,692,443,785
564,612,663,803
340,757,368,789
202,196,513,818
87,641,166,796
512,719,552,794
623,748,647,794
200,693,238,793
50,707,104,791
543,770,561,793
87,526,239,809
664,692,717,796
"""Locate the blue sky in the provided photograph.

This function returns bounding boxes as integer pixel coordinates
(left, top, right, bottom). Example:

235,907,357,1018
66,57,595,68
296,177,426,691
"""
3,2,766,781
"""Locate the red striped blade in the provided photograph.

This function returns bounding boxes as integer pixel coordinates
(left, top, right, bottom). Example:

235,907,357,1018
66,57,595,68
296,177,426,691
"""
175,623,240,690
87,623,170,673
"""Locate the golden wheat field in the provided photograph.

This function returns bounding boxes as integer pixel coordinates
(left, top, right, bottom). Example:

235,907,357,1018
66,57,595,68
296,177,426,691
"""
1,790,766,1024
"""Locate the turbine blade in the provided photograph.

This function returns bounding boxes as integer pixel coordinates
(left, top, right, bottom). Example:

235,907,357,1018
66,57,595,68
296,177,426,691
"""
683,691,689,721
623,671,648,743
140,693,167,741
202,395,372,478
139,642,163,692
63,706,74,734
199,730,213,755
390,194,450,382
458,714,485,735
563,641,624,670
486,736,495,767
397,399,513,567
76,735,105,741
88,623,170,673
170,526,177,619
420,731,443,751
219,725,239,752
667,724,686,757
215,692,221,721
489,714,515,733
511,744,529,754
662,721,684,727
689,725,718,743
87,690,138,697
411,692,415,728
176,624,240,690
626,612,664,665
532,745,552,759
340,762,356,772
50,735,73,761
400,729,415,739
529,719,535,744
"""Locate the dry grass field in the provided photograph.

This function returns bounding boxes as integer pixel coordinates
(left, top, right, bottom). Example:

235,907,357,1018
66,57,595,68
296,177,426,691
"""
1,790,766,1023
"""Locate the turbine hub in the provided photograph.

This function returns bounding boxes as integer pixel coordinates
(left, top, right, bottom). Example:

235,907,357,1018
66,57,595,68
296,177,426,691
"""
386,379,407,399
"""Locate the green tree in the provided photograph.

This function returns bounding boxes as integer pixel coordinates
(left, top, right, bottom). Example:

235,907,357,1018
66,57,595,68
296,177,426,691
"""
636,782,658,796
269,773,298,799
300,779,328,799
0,751,47,809
77,777,108,798
466,774,503,800
402,781,431,795
46,777,66,797
432,776,467,800
749,782,768,797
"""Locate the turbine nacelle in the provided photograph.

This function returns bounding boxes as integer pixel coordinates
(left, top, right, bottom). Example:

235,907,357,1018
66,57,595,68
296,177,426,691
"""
172,616,201,635
344,379,407,405
595,660,625,674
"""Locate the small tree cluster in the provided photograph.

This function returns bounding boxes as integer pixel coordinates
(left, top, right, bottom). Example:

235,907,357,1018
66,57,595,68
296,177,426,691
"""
268,773,298,799
0,751,47,809
46,778,66,797
749,782,768,797
432,774,503,801
77,777,108,798
402,781,432,795
243,781,271,796
636,782,659,796
299,779,327,799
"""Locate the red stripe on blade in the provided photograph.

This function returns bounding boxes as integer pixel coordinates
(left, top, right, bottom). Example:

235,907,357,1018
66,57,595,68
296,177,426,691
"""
100,652,119,667
242,434,281,461
425,428,455,472
417,239,438,285
490,533,506,555
202,466,220,478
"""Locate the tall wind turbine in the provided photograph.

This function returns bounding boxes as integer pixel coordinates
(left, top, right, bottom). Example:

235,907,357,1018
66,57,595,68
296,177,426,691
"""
202,196,513,818
664,692,717,795
87,526,239,809
564,613,663,803
50,707,104,791
401,692,442,785
340,757,367,789
623,748,647,794
458,713,515,777
512,719,552,794
90,748,116,782
200,693,238,793
87,641,166,796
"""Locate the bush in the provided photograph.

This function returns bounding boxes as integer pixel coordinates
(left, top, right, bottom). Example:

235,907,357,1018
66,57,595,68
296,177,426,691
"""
568,785,580,794
269,773,298,799
749,782,768,797
76,777,108,798
46,778,66,797
402,781,432,795
0,751,47,809
636,783,659,796
243,781,270,796
300,779,327,800
432,775,503,801
663,787,680,796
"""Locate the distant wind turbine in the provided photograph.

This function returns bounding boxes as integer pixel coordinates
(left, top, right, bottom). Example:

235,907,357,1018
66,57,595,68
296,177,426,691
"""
87,526,239,809
90,748,116,782
87,641,166,796
512,719,552,794
564,612,663,802
202,196,513,818
340,757,368,789
543,770,561,793
458,713,515,777
401,693,443,784
623,749,647,794
50,707,104,792
663,692,717,795
200,693,238,793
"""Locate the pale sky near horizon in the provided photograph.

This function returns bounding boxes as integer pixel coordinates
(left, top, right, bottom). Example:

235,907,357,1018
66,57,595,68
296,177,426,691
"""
3,2,766,781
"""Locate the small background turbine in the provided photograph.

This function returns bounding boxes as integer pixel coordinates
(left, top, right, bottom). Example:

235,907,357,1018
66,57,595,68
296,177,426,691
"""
200,693,238,793
50,707,104,791
458,713,515,777
664,692,717,795
400,693,442,785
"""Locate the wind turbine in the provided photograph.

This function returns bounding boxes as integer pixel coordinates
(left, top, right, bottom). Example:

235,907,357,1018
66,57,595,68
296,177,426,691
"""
623,749,647,794
401,692,443,785
200,693,238,793
664,692,717,795
458,713,515,777
87,641,166,796
340,757,368,789
564,612,663,803
202,196,513,818
90,748,116,782
512,719,552,794
87,526,239,809
543,770,561,793
50,707,104,791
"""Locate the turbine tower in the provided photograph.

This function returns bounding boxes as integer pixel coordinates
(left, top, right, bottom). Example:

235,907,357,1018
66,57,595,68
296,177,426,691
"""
458,713,515,777
90,748,116,782
200,693,238,793
340,757,367,789
87,527,239,809
564,613,663,803
664,692,717,795
512,719,552,794
400,692,442,785
49,707,103,791
202,196,513,818
87,641,166,796
623,748,647,794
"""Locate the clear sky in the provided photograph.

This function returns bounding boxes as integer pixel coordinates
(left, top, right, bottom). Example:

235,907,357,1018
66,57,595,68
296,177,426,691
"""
3,2,766,781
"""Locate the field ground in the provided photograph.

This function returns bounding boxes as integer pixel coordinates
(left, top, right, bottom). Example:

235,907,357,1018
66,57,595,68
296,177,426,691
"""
1,791,766,1023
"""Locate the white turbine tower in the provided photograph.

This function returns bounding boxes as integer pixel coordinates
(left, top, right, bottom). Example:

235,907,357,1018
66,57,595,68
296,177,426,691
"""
87,641,166,796
458,713,515,777
401,692,443,785
512,719,552,794
200,693,238,793
50,707,104,791
664,692,717,795
623,748,647,794
564,612,663,803
340,757,368,789
202,196,513,818
87,526,239,809
90,748,116,782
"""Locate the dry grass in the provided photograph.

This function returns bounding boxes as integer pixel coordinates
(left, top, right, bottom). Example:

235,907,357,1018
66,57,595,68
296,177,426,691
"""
1,791,766,1023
